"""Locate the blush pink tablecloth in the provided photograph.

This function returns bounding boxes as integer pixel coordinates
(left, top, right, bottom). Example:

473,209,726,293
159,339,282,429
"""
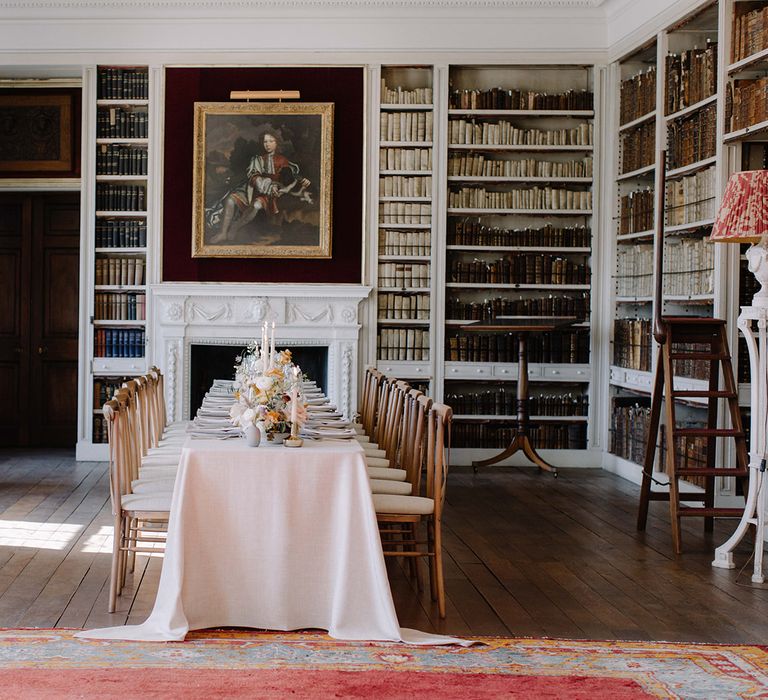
77,439,466,645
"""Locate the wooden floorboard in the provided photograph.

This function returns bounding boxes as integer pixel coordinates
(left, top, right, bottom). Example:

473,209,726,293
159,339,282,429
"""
0,450,766,642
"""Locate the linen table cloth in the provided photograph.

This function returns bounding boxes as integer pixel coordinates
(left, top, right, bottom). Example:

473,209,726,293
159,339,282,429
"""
78,439,465,645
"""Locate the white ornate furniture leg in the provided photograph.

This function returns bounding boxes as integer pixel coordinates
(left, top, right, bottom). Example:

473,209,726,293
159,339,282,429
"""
712,308,767,582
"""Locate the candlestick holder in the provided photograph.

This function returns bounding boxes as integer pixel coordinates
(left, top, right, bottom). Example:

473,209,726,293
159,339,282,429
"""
285,422,303,448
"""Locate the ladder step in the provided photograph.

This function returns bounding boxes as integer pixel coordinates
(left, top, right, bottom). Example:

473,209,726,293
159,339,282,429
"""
671,390,737,399
648,492,707,502
678,507,746,518
675,468,748,477
672,428,744,438
669,352,729,361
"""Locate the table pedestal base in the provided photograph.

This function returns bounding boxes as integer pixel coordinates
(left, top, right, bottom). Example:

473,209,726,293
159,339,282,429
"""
471,334,557,477
471,430,558,476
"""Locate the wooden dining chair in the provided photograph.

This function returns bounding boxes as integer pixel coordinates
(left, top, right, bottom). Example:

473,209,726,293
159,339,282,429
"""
118,380,180,472
354,367,382,435
373,403,452,618
149,365,188,439
355,371,389,448
366,379,410,482
103,397,171,612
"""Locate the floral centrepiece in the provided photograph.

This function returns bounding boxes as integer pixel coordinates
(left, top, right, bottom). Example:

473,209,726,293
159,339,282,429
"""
229,330,308,441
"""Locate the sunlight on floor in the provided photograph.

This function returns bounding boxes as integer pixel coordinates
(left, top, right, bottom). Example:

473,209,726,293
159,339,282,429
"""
0,520,83,551
79,525,114,554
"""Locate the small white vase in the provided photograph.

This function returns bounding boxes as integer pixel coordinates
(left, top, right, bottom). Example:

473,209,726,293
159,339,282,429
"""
243,423,262,447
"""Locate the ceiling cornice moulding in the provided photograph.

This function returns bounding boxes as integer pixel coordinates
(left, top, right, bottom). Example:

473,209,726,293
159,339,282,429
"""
2,0,606,11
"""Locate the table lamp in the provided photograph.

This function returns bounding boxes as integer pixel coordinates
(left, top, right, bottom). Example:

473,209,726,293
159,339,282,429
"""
711,170,768,307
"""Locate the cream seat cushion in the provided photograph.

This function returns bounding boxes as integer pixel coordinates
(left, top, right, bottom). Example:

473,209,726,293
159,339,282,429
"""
131,477,176,494
121,492,172,511
139,466,179,479
369,479,412,496
365,456,390,468
367,466,407,481
141,455,180,468
373,493,434,516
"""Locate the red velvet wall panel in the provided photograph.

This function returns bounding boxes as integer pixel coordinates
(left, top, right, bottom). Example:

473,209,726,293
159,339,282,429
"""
162,67,364,283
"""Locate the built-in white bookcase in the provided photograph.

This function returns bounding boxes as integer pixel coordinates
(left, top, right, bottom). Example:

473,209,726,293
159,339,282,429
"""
78,65,152,459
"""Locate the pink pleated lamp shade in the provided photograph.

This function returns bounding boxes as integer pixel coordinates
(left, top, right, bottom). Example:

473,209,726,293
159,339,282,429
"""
711,170,768,244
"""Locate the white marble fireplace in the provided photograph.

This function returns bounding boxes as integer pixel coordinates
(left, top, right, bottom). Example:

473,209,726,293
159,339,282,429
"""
150,283,372,421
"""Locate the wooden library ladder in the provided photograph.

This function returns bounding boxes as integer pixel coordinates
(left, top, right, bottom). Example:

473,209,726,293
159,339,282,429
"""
636,317,750,553
636,153,749,554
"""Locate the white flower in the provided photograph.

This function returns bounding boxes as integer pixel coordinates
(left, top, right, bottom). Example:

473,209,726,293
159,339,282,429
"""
230,403,245,421
240,408,257,426
255,376,274,391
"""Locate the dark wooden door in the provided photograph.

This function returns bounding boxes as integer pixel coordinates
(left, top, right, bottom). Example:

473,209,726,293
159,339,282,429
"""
0,193,80,447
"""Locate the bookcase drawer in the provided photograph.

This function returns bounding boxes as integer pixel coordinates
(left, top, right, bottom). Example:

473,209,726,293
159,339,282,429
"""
493,365,518,379
444,363,493,379
377,361,431,379
542,365,591,382
92,358,147,375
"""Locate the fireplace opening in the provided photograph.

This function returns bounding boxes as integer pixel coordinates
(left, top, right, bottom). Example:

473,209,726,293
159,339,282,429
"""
189,343,329,418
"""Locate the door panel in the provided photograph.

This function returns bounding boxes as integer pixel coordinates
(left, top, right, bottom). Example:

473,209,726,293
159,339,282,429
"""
38,361,79,446
42,248,79,340
0,364,21,445
0,249,21,336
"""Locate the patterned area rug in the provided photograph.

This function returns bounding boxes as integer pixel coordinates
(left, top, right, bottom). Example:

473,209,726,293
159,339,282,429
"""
0,629,765,699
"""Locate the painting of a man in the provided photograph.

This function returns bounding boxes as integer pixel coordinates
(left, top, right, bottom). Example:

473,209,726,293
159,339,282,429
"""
192,102,333,258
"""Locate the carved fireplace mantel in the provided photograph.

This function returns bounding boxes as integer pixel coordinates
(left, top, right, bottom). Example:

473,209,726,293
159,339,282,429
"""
149,283,372,422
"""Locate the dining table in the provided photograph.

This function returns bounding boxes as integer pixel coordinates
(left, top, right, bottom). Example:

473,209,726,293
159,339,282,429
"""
77,381,467,645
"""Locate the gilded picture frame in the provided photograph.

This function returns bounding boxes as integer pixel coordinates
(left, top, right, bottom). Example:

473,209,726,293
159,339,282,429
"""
192,101,333,258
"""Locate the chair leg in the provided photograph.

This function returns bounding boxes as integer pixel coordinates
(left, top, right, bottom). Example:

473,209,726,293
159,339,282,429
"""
427,521,438,603
408,523,423,592
433,518,446,619
119,516,131,590
108,512,122,613
128,517,137,574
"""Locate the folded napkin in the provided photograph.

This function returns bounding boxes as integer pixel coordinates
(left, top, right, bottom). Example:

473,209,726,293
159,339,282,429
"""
193,417,232,427
197,408,232,418
307,409,343,420
305,397,331,406
302,427,356,439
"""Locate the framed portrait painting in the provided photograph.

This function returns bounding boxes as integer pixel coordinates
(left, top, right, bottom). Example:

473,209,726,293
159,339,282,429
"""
192,101,333,258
